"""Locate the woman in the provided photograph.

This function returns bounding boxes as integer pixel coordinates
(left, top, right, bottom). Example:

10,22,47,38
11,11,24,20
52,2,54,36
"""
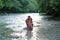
25,16,33,30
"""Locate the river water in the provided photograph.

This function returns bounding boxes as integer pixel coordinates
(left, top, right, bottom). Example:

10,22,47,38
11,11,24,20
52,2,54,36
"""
0,13,60,40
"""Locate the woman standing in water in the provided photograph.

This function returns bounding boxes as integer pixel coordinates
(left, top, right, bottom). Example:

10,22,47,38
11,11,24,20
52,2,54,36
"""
25,16,33,31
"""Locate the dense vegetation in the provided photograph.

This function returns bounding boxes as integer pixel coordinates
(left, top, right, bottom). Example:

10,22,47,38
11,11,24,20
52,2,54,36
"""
0,0,60,16
0,0,38,13
38,0,60,16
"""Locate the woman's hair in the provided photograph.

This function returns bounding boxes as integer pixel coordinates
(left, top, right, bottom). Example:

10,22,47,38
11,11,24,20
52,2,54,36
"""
28,16,30,17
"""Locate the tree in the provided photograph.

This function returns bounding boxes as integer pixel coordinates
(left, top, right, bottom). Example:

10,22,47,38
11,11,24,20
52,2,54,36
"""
0,0,38,13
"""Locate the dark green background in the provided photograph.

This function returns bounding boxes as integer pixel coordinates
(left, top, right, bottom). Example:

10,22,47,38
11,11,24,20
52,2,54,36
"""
0,0,60,16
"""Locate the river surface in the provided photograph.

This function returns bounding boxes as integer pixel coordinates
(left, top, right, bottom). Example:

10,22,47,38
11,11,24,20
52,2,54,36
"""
0,13,60,40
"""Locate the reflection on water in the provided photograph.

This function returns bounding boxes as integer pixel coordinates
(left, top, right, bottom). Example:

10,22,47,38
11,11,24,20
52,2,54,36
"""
0,13,60,40
26,31,32,40
0,13,40,40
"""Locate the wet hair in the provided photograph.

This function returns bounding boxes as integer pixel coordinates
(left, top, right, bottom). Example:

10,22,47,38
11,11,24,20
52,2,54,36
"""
28,16,30,17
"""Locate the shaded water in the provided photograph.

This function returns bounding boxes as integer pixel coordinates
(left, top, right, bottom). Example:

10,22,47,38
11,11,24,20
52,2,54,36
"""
0,13,60,40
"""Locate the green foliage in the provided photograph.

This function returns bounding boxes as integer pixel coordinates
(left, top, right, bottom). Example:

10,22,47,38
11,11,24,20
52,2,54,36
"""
0,0,60,14
38,0,60,16
46,0,60,16
0,0,4,9
0,0,38,13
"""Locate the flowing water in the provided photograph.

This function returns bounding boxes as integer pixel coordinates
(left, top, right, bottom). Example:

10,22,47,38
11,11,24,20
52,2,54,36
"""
0,13,60,40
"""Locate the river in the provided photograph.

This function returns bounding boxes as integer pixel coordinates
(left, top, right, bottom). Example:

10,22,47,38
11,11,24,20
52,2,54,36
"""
0,13,60,40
